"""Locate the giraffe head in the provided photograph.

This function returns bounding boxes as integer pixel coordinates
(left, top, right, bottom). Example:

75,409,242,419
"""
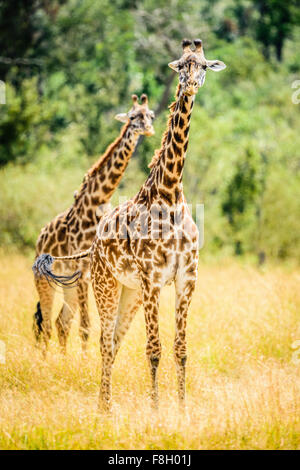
169,39,226,95
115,94,155,136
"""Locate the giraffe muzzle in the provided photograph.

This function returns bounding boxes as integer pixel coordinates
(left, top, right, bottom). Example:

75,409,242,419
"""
145,126,155,137
185,81,199,95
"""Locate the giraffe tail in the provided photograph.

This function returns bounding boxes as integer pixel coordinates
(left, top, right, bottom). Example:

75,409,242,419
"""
32,248,91,288
33,301,43,341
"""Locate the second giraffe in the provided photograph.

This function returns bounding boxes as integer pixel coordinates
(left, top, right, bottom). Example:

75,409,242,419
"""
33,94,155,354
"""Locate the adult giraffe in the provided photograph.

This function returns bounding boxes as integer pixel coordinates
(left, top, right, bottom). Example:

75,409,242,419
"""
34,39,226,410
33,94,155,354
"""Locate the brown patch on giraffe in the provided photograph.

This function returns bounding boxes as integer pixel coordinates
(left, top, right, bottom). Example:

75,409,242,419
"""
166,161,175,172
44,233,56,253
77,232,83,245
176,160,184,175
167,147,174,160
172,141,181,156
110,172,120,185
93,179,99,192
114,161,123,170
175,188,181,203
181,100,187,114
71,220,80,233
86,208,93,220
154,246,168,267
57,226,67,242
184,125,190,138
164,238,175,249
162,173,177,189
174,131,183,144
90,196,99,206
102,184,113,194
159,189,173,206
178,116,185,129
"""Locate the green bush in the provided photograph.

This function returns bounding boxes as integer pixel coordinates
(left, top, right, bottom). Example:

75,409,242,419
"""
0,2,299,262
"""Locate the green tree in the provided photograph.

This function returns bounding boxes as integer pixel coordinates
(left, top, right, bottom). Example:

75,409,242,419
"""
222,148,263,255
0,78,53,166
253,0,299,61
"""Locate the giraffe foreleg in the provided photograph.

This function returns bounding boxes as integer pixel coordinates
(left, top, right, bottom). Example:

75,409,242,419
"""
174,272,197,408
141,278,162,410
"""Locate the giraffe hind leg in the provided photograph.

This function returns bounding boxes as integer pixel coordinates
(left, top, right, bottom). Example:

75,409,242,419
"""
34,276,55,355
91,256,122,412
113,285,142,359
55,287,78,354
77,278,90,352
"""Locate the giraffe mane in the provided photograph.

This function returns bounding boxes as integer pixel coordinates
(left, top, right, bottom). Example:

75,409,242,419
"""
74,121,131,204
148,84,181,169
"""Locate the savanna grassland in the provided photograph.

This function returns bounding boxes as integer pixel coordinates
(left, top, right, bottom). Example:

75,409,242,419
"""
0,252,299,450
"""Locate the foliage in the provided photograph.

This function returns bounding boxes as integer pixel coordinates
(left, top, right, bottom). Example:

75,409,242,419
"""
0,79,54,166
0,0,299,262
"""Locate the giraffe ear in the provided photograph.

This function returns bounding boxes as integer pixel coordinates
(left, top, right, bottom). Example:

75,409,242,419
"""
206,60,226,72
168,60,180,72
114,113,128,123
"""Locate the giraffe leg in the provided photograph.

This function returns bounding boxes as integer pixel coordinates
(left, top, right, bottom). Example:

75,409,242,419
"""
92,257,122,412
113,286,142,358
141,278,161,409
34,277,55,355
77,278,90,352
55,288,78,354
174,274,196,409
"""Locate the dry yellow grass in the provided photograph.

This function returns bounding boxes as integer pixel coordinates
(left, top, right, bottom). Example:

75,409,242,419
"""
0,251,299,449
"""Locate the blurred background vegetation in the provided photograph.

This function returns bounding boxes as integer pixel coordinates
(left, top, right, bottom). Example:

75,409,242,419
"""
0,0,299,263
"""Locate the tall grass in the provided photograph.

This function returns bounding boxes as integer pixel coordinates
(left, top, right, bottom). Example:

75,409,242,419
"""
0,252,299,449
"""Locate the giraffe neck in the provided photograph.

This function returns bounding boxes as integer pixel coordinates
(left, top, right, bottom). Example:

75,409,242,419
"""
74,123,139,212
146,85,195,206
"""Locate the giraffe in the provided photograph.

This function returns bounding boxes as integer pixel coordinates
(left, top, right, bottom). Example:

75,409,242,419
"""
33,39,226,410
33,94,155,354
